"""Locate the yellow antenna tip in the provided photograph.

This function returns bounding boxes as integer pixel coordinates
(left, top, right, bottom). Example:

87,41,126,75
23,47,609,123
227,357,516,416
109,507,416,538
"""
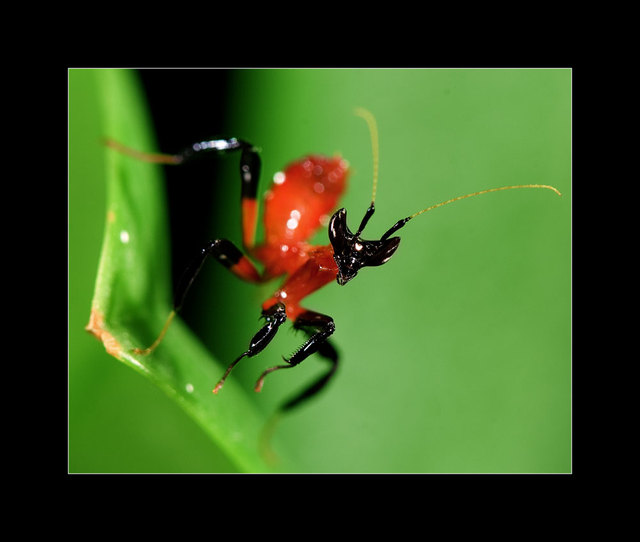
354,107,380,204
547,185,563,197
354,107,373,119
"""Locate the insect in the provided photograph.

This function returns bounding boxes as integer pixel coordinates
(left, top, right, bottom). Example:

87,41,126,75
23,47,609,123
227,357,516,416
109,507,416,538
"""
107,108,561,419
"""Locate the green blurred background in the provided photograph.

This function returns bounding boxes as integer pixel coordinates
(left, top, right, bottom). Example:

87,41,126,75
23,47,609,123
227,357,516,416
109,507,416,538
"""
69,68,571,473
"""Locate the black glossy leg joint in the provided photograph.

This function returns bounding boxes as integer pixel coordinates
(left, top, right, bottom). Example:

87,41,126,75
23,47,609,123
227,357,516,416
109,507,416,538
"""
247,303,287,358
288,319,335,366
207,239,243,269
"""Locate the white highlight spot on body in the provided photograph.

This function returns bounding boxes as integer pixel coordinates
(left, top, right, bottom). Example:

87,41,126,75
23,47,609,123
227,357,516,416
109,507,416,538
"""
287,209,301,230
273,171,285,185
185,383,194,393
120,230,130,244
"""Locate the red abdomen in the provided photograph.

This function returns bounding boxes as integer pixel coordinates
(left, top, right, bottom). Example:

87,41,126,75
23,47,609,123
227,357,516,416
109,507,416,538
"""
262,155,349,245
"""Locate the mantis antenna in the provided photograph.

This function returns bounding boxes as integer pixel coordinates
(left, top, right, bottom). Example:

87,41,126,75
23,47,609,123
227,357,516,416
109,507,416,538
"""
353,108,562,241
354,107,380,205
353,107,380,235
381,184,562,240
410,184,562,218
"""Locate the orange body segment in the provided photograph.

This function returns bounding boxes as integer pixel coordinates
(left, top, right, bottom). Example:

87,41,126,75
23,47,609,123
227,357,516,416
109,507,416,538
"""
260,245,338,320
249,155,349,317
241,197,259,249
261,155,349,245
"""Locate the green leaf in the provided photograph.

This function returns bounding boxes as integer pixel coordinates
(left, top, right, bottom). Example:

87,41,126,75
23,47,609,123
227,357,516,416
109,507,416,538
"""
73,68,571,473
82,69,278,473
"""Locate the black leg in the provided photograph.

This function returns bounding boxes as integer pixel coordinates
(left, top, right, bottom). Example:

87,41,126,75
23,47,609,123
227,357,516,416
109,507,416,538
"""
254,310,338,410
283,312,339,411
133,238,261,356
106,136,260,181
174,139,262,249
105,136,262,248
177,140,262,242
174,239,261,312
213,303,287,394
256,311,339,463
